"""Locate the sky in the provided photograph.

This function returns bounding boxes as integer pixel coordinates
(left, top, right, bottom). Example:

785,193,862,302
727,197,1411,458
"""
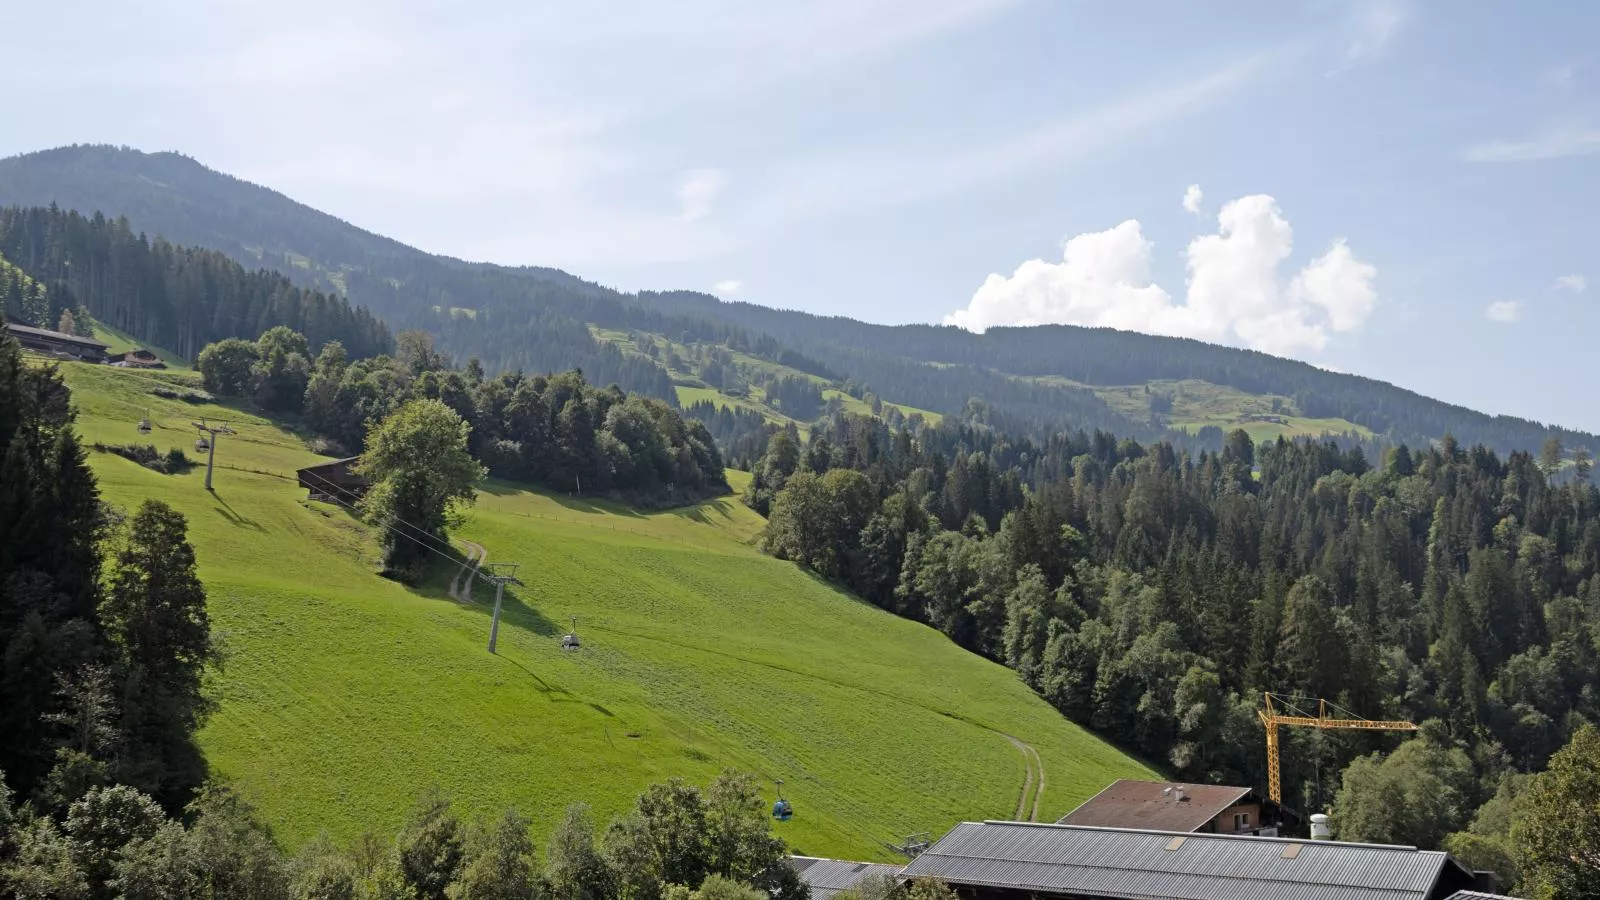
7,0,1600,430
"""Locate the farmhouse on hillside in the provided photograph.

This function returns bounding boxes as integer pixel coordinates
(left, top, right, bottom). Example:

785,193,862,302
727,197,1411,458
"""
110,346,166,368
4,322,109,362
1056,778,1284,836
297,457,369,504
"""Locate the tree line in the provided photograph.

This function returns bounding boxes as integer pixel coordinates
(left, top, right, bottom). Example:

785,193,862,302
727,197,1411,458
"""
0,330,216,820
0,770,812,900
197,326,729,523
0,205,391,361
746,411,1600,895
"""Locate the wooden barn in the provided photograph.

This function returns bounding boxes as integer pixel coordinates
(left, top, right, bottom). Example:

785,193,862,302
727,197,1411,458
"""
4,322,109,362
297,457,368,504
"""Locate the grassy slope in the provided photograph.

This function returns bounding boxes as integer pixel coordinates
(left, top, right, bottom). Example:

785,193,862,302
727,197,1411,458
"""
90,322,191,370
593,325,944,428
1080,378,1371,443
53,359,1152,859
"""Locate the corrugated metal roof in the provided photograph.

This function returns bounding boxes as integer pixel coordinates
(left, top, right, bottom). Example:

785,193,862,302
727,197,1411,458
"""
789,857,904,900
900,821,1473,900
4,322,110,348
1058,779,1255,832
1445,892,1525,900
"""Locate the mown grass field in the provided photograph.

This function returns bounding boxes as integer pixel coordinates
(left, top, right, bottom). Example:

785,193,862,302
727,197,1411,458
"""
1089,378,1372,443
51,359,1153,859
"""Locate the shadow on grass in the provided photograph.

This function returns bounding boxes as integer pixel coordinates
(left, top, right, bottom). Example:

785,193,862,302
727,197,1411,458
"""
479,478,733,522
208,491,265,531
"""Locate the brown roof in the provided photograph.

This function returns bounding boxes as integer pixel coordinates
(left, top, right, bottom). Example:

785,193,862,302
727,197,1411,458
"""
1056,779,1253,832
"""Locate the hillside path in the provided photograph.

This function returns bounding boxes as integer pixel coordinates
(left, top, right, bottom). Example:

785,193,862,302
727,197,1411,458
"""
1000,733,1046,821
451,540,486,603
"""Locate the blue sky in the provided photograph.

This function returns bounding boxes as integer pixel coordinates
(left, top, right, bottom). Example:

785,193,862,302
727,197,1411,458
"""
8,1,1599,430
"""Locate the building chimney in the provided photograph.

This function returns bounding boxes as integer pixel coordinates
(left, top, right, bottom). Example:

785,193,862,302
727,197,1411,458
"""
1309,813,1331,840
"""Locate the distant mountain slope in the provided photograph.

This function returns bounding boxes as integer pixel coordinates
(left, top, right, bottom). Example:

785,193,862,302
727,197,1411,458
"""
644,291,1598,456
2,144,1593,457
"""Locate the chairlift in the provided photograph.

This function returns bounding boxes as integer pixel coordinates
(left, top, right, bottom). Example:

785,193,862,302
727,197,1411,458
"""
195,437,210,452
771,779,793,822
136,411,152,434
561,616,581,651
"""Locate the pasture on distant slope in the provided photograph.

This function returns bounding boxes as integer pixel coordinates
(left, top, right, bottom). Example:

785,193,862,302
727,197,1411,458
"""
1088,378,1373,443
54,360,1153,860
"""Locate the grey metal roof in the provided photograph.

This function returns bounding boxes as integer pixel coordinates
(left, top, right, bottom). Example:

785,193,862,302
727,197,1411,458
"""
899,821,1475,900
789,856,904,900
4,323,109,348
1445,893,1525,900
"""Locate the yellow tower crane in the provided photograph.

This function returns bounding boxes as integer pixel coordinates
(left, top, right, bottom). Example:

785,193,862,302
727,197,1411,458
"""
1258,693,1418,805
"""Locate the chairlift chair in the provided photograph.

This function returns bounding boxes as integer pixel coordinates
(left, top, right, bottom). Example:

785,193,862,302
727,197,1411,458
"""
561,616,581,651
771,780,793,821
137,409,152,434
195,437,210,452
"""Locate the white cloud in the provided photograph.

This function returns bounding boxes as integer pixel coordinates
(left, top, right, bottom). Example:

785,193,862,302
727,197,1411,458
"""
714,279,744,295
1463,125,1600,162
1554,274,1587,293
1485,300,1522,323
1346,0,1406,60
676,168,727,223
944,192,1378,358
1182,184,1204,215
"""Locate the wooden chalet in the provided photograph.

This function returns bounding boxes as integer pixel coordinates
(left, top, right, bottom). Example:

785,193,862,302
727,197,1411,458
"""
297,457,368,503
110,347,166,368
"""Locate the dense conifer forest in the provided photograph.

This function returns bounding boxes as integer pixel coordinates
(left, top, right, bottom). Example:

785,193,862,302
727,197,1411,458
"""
743,410,1600,889
0,206,391,361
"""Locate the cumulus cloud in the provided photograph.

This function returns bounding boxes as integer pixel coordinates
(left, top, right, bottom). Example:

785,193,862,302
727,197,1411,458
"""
1485,300,1522,323
713,279,744,294
943,192,1378,358
1182,184,1204,215
676,168,726,222
1554,274,1587,293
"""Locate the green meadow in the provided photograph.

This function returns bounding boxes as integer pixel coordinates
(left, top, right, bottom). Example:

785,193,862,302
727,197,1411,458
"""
52,359,1153,860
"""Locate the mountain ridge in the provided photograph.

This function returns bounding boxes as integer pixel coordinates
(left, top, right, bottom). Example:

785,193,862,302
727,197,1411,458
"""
1,143,1592,457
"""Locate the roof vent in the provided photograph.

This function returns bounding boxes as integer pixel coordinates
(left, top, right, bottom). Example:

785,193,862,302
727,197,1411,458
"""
1309,813,1331,841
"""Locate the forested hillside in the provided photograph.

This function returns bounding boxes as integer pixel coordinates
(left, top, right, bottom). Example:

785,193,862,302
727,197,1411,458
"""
0,205,390,360
647,293,1598,458
743,408,1600,886
0,249,50,326
2,145,1593,458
